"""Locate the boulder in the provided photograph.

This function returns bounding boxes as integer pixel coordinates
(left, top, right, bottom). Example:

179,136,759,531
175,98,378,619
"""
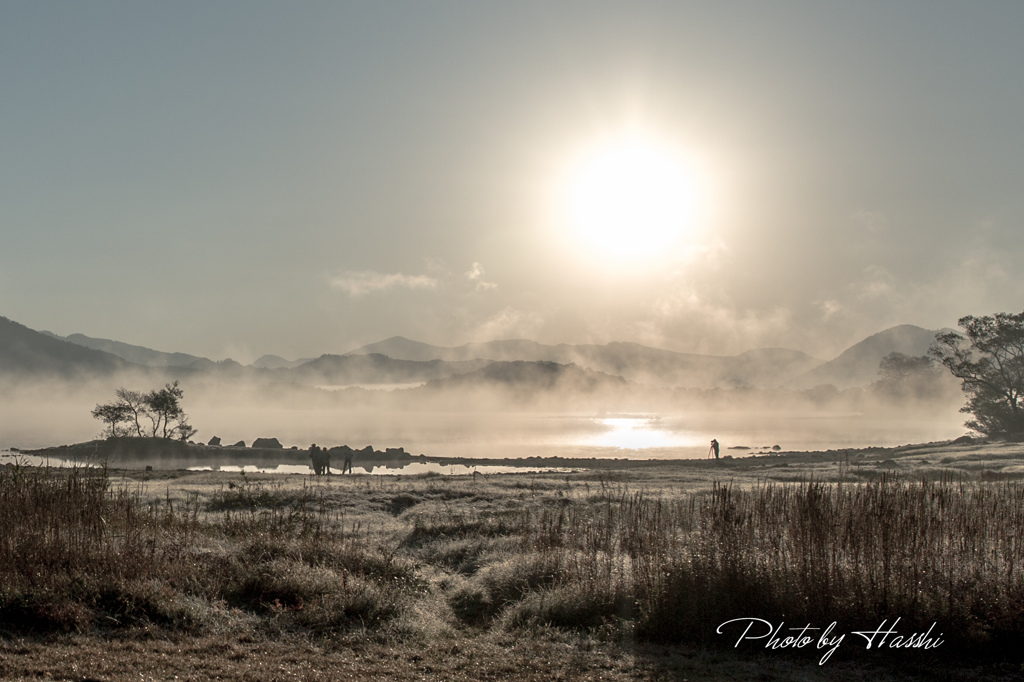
208,436,222,446
231,440,246,448
252,437,283,449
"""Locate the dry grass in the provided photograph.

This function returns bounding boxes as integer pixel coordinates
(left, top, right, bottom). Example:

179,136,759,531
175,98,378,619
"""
2,446,1024,679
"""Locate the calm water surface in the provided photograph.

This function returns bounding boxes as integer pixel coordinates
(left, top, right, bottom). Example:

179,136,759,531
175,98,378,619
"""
2,407,966,465
167,408,966,459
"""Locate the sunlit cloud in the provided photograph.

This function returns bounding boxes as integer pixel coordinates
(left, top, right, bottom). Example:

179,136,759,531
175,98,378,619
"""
663,239,728,272
330,270,438,296
853,265,896,300
472,307,544,341
820,299,842,320
636,284,795,356
465,262,498,291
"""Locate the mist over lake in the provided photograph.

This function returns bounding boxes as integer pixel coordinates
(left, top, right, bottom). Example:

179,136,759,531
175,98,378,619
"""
186,408,965,460
1,315,970,462
3,402,965,462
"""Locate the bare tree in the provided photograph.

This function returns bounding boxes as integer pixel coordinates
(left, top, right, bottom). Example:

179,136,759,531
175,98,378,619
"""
92,381,197,441
145,382,190,439
114,388,148,437
91,402,133,437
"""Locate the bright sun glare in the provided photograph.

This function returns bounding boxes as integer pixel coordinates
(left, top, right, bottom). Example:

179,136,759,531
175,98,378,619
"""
566,139,697,263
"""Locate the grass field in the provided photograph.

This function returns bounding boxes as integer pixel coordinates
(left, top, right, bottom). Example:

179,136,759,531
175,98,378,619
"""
2,440,1024,680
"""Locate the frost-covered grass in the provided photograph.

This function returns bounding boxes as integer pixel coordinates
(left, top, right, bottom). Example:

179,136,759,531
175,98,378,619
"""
2,445,1023,679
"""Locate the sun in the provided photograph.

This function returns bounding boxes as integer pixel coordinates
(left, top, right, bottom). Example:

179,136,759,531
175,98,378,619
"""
564,139,697,263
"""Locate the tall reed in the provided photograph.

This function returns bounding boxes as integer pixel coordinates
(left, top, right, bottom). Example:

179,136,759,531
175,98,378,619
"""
513,475,1024,650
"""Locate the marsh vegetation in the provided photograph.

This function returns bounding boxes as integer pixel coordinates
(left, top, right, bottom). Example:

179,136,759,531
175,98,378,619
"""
2,442,1024,679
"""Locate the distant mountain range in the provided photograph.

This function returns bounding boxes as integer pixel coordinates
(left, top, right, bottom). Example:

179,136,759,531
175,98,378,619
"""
41,331,216,370
283,354,491,385
401,360,632,409
1,316,132,378
251,354,315,370
345,337,823,389
0,314,948,391
421,360,628,393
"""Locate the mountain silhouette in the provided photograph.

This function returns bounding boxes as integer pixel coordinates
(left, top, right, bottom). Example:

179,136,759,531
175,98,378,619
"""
345,336,822,388
423,360,628,391
2,315,950,391
405,360,631,409
788,325,942,389
251,354,314,370
286,353,491,385
43,331,216,370
0,316,132,377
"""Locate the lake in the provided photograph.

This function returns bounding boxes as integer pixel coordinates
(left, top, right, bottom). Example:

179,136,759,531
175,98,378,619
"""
2,403,967,464
140,407,968,459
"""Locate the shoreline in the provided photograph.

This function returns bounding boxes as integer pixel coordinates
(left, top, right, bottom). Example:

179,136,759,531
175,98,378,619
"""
7,435,1023,475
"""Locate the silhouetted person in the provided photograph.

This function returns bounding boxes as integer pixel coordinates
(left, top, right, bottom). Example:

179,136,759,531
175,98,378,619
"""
309,444,319,475
710,438,720,460
342,450,353,474
310,443,330,475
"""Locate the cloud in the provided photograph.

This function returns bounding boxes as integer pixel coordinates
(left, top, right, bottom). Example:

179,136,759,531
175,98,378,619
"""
465,262,498,291
471,307,544,341
632,282,796,356
820,299,841,320
330,270,438,296
853,210,888,233
852,265,896,300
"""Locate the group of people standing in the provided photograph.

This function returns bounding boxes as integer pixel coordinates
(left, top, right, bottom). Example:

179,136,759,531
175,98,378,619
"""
308,444,353,475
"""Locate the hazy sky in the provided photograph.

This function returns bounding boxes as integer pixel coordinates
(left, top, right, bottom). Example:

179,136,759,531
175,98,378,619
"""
3,2,1022,363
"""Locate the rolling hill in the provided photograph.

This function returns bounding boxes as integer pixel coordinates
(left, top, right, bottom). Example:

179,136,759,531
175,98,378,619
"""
251,354,315,370
787,325,943,389
43,332,216,370
0,316,133,377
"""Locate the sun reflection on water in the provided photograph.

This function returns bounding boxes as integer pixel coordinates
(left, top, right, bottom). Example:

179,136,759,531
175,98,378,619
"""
587,417,700,450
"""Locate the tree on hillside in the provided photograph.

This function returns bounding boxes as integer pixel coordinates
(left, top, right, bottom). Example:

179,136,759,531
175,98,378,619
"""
878,352,935,388
92,381,197,440
874,352,945,401
929,311,1024,438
